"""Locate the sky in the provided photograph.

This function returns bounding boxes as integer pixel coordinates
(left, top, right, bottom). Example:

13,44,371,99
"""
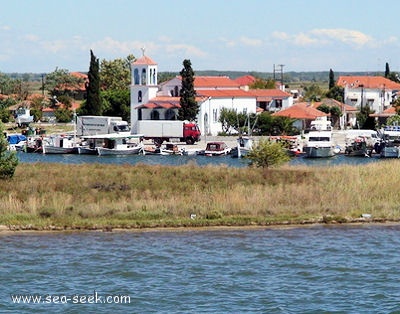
0,0,399,74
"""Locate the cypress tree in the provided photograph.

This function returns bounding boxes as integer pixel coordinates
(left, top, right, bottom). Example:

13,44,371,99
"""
85,50,102,115
385,62,390,78
178,59,198,121
329,69,335,90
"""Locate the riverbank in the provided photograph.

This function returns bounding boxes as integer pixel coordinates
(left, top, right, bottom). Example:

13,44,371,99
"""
1,160,399,232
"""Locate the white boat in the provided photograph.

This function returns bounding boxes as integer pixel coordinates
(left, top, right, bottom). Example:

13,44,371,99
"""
144,143,183,155
231,136,254,158
7,134,27,151
42,135,79,154
94,133,144,156
303,117,335,158
375,125,400,158
198,141,231,156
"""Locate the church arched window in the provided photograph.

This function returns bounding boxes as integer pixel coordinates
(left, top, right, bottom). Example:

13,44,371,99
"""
165,109,176,120
141,69,146,85
134,69,139,85
150,110,160,120
138,91,142,103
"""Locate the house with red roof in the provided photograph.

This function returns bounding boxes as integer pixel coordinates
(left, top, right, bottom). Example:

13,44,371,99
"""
272,102,328,130
337,75,400,114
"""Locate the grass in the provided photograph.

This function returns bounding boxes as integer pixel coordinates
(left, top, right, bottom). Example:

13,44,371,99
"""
1,161,400,231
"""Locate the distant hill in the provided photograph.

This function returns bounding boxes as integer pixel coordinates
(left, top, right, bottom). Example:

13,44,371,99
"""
4,70,384,85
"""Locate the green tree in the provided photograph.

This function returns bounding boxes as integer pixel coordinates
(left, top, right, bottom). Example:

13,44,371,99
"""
218,108,238,134
0,122,18,179
303,83,324,102
82,50,102,115
386,114,400,126
45,68,83,97
100,55,135,91
245,139,291,168
178,59,198,121
326,85,344,102
271,116,297,135
254,112,273,135
385,62,390,78
356,105,375,129
54,108,73,123
101,89,130,122
249,78,276,89
384,62,399,82
329,69,335,90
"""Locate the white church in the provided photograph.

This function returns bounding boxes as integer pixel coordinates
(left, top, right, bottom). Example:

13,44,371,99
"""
130,52,293,136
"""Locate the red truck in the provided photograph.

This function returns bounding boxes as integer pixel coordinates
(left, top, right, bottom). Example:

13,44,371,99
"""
136,120,201,145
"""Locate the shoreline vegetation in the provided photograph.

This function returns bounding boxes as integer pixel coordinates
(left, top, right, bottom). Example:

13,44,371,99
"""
2,161,400,232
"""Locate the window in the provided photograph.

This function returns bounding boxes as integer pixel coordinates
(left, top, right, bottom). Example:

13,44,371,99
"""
174,86,179,97
141,69,146,85
350,98,357,106
367,99,374,106
150,110,160,120
134,69,139,85
138,91,142,103
165,109,176,120
213,109,218,123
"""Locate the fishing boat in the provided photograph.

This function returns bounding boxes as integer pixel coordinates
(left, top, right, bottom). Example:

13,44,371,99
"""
95,133,144,156
344,136,372,157
198,141,231,156
144,143,183,155
42,135,79,154
303,116,335,158
375,125,400,158
231,136,253,158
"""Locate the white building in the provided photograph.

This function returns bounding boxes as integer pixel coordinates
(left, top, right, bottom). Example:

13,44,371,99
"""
337,75,400,114
130,53,293,136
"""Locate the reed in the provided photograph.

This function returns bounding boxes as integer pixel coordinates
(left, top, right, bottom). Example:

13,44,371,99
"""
1,160,400,230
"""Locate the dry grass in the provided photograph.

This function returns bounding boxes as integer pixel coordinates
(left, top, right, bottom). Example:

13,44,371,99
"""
1,161,400,230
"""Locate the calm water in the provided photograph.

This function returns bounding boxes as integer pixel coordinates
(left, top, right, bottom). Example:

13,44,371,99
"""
2,225,400,313
15,151,383,167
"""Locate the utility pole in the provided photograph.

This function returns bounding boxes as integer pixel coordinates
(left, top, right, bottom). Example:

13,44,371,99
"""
273,64,285,85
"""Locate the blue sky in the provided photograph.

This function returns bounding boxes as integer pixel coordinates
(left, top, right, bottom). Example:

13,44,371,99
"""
0,0,399,74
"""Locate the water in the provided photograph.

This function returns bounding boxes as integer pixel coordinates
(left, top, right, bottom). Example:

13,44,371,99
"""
2,225,400,313
15,151,383,167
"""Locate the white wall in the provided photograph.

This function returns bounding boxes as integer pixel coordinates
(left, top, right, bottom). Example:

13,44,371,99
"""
344,87,392,113
198,97,257,136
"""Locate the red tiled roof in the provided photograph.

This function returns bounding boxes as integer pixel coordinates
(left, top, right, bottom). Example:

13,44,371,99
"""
370,105,396,117
247,89,291,101
337,76,400,90
319,98,357,112
234,75,257,86
194,76,240,88
196,89,254,98
272,102,328,120
71,72,88,79
133,55,157,65
137,97,180,109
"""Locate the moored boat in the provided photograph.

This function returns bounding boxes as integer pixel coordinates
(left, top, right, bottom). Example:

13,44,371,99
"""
231,136,254,158
95,133,144,156
42,135,79,154
344,136,373,157
198,141,231,156
303,116,335,158
375,125,400,158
